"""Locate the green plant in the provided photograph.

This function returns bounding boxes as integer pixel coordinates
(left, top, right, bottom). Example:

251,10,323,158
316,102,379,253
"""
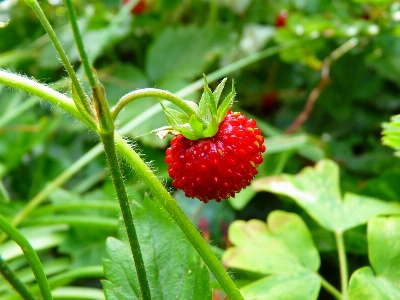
2,0,400,299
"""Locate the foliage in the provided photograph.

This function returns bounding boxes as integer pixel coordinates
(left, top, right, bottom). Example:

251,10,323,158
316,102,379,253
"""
1,0,400,299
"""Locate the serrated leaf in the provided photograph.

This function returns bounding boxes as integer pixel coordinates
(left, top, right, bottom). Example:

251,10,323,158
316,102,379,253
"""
217,82,235,122
240,272,320,300
213,78,227,106
253,159,400,231
223,210,320,274
103,196,211,299
348,216,400,299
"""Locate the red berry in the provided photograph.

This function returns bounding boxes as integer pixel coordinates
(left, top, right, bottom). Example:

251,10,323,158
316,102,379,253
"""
275,10,288,27
123,0,147,15
165,111,266,203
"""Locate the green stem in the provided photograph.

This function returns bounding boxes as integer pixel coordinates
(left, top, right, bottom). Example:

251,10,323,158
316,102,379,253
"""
319,274,342,300
114,135,244,300
0,255,35,300
0,70,95,130
111,88,201,122
62,0,96,88
0,214,52,299
335,230,348,300
100,132,151,300
24,0,96,124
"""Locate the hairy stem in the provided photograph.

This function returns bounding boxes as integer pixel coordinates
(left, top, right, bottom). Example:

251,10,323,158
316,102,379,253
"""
62,0,97,88
115,135,244,300
24,0,96,124
100,132,151,300
111,88,201,122
0,214,52,299
335,230,348,300
0,255,35,300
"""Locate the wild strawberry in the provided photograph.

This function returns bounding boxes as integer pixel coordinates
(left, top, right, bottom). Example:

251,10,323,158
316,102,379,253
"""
122,0,147,15
165,110,265,202
155,76,265,202
275,10,288,27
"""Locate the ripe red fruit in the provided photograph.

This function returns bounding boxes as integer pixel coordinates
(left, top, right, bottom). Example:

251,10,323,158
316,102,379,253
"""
275,10,288,27
122,0,147,15
165,111,266,203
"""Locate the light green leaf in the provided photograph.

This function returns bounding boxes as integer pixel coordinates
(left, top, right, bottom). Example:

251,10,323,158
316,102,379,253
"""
252,159,400,231
240,272,320,300
223,210,320,274
213,78,227,106
103,196,211,299
348,216,400,299
217,82,235,122
189,114,205,137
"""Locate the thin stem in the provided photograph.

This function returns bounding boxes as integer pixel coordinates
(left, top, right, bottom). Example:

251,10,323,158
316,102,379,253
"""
319,274,342,300
285,38,359,134
335,230,348,300
111,88,201,122
0,255,35,300
100,132,151,300
115,134,244,300
0,214,52,299
21,215,118,229
62,0,96,88
24,0,96,123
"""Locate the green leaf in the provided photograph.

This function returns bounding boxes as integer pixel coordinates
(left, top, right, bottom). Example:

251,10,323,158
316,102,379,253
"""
146,25,236,83
223,210,320,274
198,84,215,122
217,81,235,123
252,159,400,231
348,216,400,299
240,272,320,300
189,114,205,137
213,78,227,106
103,196,211,299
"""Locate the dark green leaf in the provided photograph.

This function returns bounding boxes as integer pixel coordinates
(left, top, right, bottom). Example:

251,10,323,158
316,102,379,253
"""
103,196,211,299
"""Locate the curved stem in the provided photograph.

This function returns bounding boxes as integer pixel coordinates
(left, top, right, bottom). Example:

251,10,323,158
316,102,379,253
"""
319,274,342,300
0,70,95,130
0,214,52,299
0,255,35,300
335,230,348,300
111,88,200,121
100,132,151,300
24,0,96,124
114,134,244,300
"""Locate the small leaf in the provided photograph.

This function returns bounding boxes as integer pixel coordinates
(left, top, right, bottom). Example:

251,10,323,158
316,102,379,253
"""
253,159,400,231
240,272,320,300
159,101,190,125
203,115,219,138
348,216,400,299
198,83,216,122
217,81,235,122
213,78,227,106
223,210,320,274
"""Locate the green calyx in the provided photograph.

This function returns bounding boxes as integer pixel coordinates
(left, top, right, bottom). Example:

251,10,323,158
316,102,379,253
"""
157,76,236,140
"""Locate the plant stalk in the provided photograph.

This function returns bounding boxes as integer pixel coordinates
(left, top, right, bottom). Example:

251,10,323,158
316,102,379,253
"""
24,0,96,125
0,214,52,299
62,0,97,88
0,255,35,300
100,132,151,300
115,135,244,300
319,274,342,300
335,230,348,300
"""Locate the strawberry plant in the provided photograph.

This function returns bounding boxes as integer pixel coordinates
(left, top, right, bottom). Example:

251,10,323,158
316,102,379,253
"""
2,0,400,299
